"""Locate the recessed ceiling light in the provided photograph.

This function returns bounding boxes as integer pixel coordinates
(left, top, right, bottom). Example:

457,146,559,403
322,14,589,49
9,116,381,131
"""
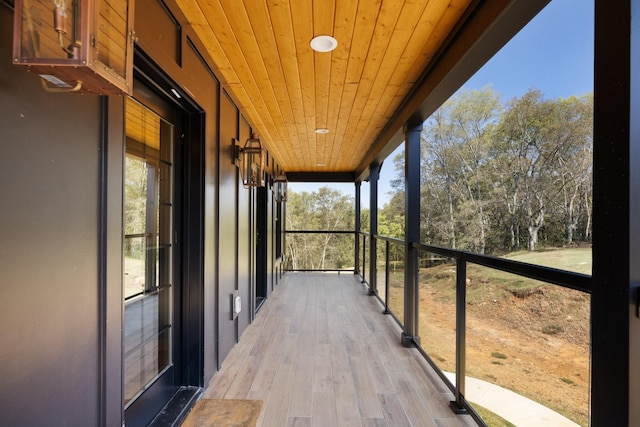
170,88,181,99
316,163,326,167
315,128,329,134
310,35,338,52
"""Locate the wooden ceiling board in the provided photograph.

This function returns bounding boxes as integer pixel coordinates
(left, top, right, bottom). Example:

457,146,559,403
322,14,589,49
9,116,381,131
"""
349,0,415,128
339,1,381,168
288,1,315,165
341,3,437,166
215,0,290,159
241,0,297,165
325,0,359,170
405,1,470,83
265,0,305,166
344,0,468,167
312,1,335,167
174,0,481,175
312,0,336,165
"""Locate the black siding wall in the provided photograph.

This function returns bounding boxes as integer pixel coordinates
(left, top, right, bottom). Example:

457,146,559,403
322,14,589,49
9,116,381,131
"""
238,118,252,333
0,5,108,425
218,92,239,364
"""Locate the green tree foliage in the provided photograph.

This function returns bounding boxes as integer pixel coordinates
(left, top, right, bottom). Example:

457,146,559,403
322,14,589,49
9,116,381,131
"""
124,155,149,258
384,86,593,254
285,187,355,270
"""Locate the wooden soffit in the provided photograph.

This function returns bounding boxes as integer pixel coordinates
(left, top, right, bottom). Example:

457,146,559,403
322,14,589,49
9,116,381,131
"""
173,0,546,178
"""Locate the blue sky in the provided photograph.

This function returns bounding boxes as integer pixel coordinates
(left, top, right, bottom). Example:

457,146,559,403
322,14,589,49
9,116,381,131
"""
462,0,593,101
291,0,595,206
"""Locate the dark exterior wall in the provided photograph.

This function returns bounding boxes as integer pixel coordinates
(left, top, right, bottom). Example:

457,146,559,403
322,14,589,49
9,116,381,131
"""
267,178,275,296
104,97,126,427
180,35,220,386
237,118,252,334
0,5,106,425
218,91,239,364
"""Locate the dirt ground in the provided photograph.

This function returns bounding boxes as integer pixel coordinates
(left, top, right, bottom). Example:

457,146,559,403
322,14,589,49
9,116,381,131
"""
388,274,590,426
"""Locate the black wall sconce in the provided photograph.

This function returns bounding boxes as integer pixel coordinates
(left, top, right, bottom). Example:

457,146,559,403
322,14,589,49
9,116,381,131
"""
275,173,288,202
239,134,266,188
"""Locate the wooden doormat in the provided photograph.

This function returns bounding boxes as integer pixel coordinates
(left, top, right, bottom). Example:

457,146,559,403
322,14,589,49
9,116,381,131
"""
181,399,263,427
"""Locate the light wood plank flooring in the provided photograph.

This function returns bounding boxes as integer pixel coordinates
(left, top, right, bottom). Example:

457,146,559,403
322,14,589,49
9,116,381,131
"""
203,273,477,427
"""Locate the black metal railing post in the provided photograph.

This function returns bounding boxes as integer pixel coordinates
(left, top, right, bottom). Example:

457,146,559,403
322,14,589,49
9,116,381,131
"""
361,234,367,284
383,239,390,314
355,182,361,275
369,164,380,296
402,121,422,347
450,257,468,414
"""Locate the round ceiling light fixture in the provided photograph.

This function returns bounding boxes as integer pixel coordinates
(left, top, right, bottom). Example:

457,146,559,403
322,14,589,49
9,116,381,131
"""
315,128,330,134
310,35,338,52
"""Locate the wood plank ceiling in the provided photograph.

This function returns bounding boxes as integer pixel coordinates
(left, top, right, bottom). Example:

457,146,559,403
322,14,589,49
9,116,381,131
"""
176,0,475,175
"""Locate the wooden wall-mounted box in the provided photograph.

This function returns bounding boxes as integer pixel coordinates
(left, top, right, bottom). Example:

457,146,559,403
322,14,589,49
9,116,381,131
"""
13,0,134,94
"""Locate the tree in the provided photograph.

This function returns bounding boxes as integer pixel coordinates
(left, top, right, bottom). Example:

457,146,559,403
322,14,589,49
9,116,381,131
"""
419,86,500,253
384,87,593,255
285,187,355,270
492,89,554,251
549,94,593,243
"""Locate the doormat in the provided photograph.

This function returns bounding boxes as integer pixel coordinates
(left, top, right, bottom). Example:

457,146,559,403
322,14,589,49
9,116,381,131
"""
181,399,263,427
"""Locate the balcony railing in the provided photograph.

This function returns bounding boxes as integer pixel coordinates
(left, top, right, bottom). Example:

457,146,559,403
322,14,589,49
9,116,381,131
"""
284,230,357,273
285,228,592,426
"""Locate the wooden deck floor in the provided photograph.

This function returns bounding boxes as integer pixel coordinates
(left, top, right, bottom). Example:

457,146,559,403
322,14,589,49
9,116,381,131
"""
204,273,477,427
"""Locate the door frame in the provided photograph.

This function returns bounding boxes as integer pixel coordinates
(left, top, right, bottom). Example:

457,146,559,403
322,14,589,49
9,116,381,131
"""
255,186,268,312
124,49,205,427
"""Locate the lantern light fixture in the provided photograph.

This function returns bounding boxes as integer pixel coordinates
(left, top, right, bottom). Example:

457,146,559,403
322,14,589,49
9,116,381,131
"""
12,0,134,94
240,134,266,188
275,173,288,202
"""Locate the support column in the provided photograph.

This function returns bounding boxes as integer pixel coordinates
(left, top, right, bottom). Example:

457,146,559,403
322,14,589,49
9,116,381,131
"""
402,121,422,347
592,0,630,425
355,181,361,275
369,164,379,295
630,2,640,425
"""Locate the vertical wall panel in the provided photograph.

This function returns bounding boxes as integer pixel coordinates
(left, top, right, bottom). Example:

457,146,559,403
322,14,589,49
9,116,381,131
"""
630,0,640,424
181,37,220,384
0,6,102,425
237,118,252,335
267,180,274,296
105,97,125,427
218,92,239,364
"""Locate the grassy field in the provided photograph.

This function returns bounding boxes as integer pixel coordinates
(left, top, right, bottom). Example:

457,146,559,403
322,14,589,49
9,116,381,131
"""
506,247,592,275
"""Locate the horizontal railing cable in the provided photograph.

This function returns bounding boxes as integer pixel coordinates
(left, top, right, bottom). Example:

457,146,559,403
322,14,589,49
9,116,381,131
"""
411,241,591,293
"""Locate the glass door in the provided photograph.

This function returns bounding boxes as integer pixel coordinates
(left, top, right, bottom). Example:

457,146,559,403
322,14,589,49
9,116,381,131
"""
123,96,179,426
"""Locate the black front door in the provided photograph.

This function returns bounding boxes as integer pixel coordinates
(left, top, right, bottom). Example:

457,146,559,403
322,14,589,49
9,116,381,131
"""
123,84,184,427
255,186,268,311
